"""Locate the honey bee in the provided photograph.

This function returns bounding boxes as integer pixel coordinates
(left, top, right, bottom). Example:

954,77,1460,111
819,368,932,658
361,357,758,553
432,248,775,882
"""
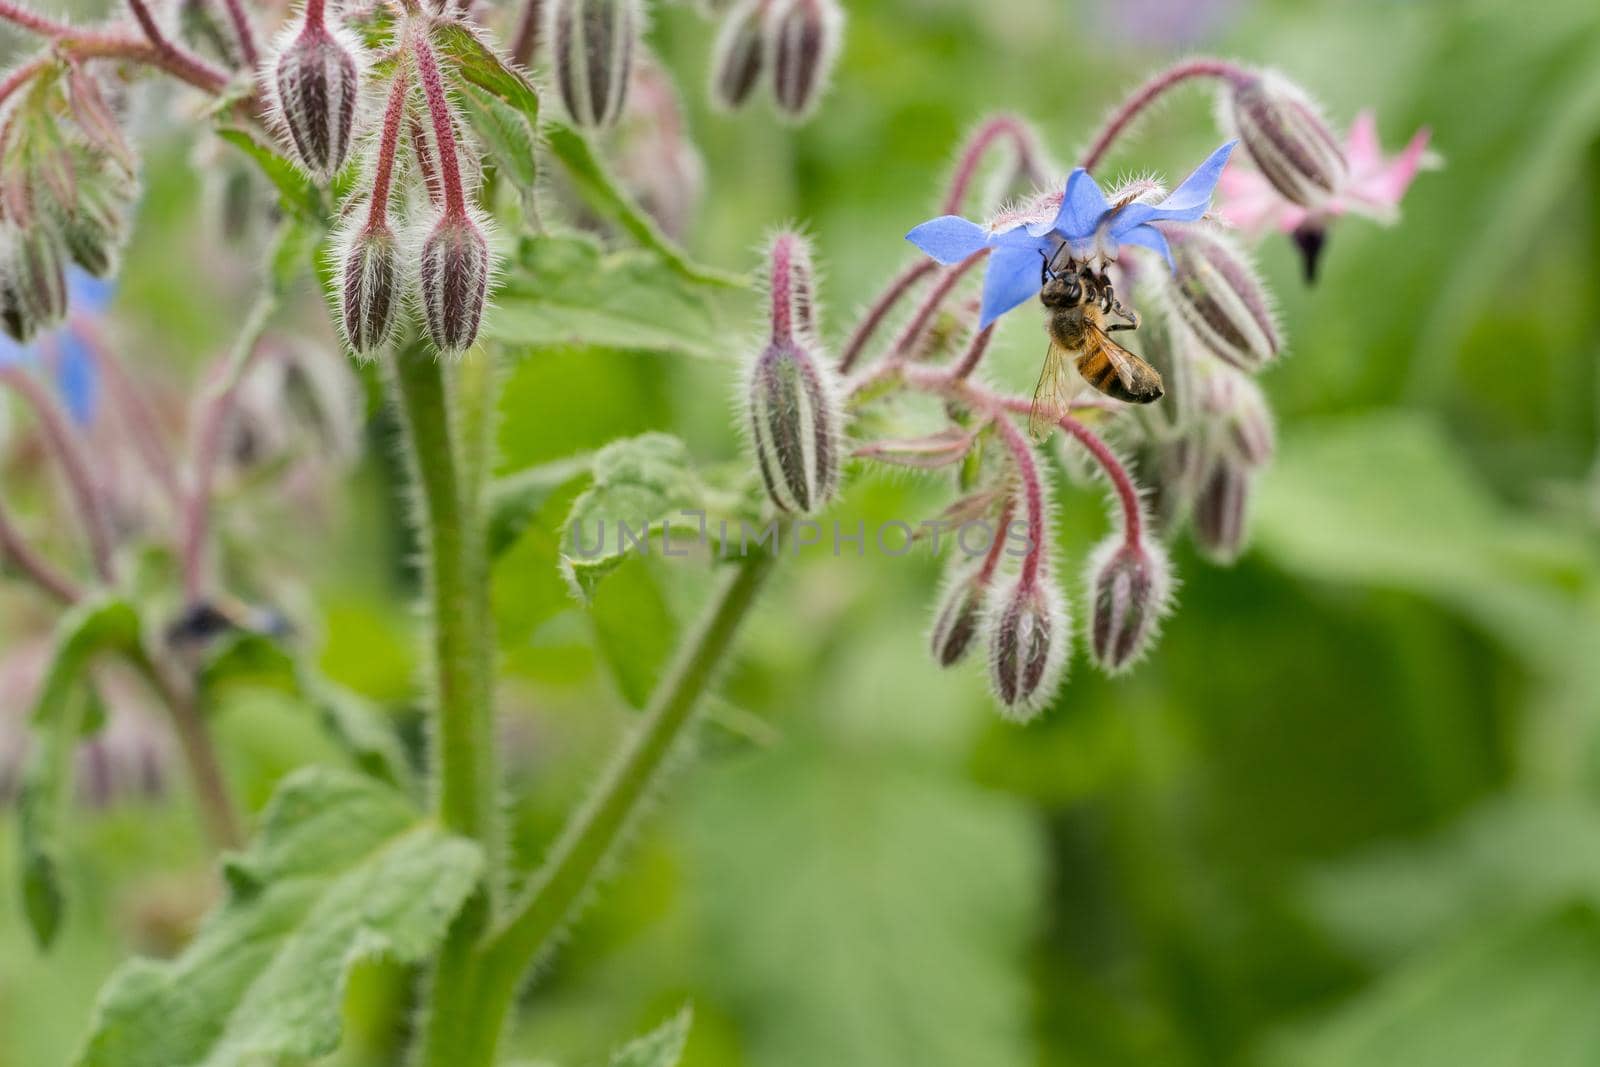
1029,253,1164,441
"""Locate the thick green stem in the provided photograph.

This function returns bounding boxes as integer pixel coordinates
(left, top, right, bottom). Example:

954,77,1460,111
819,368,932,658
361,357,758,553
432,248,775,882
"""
385,342,500,861
430,550,778,1066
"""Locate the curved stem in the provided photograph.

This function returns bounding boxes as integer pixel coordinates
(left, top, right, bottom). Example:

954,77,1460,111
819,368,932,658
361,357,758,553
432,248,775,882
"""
768,234,799,344
991,414,1046,588
889,250,986,361
0,0,73,36
135,652,243,849
0,54,49,109
0,497,82,604
1079,57,1250,172
0,366,117,583
181,293,275,603
122,0,233,94
215,0,259,69
948,324,995,380
837,259,935,373
432,550,778,1067
365,66,411,231
943,114,1047,215
73,318,184,507
410,33,468,218
1058,413,1143,546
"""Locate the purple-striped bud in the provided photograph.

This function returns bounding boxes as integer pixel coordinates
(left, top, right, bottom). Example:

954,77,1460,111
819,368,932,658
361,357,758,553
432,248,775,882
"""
336,222,401,356
0,223,68,342
930,565,986,668
709,0,767,110
1226,72,1347,209
418,211,490,355
1133,437,1202,538
550,0,640,129
747,336,840,513
1086,536,1172,675
268,3,363,181
1205,367,1275,468
767,0,842,122
1161,224,1280,372
986,578,1068,721
1193,455,1251,564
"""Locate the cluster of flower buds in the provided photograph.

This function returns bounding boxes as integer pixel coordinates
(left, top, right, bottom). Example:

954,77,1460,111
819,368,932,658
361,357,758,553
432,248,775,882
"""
0,65,138,344
318,23,495,356
745,231,841,514
709,0,843,121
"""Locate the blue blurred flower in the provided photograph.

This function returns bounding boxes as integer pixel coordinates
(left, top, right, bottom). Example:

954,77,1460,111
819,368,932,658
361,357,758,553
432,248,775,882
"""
906,141,1236,329
0,269,112,427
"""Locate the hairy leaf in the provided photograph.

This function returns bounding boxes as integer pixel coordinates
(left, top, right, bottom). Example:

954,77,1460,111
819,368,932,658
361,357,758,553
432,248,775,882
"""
75,768,482,1067
489,236,728,360
15,597,141,949
214,128,323,221
432,21,540,126
610,1006,693,1067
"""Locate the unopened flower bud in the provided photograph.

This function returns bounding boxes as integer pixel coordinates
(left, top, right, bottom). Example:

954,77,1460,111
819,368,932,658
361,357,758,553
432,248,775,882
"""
709,0,767,110
337,222,401,355
550,0,640,129
615,55,705,241
1226,71,1347,209
418,211,490,355
986,578,1068,721
1161,224,1280,372
1193,455,1251,564
767,0,842,121
1198,364,1275,467
0,224,68,341
1133,437,1202,538
60,184,133,279
930,565,986,668
269,3,363,181
747,336,839,513
1086,536,1172,675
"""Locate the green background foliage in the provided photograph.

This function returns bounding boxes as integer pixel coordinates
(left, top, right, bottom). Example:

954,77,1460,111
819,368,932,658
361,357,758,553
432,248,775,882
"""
4,0,1600,1064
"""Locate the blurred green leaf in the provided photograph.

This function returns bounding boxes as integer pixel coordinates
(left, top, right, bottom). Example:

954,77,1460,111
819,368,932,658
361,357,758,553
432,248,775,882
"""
488,236,730,359
75,768,481,1067
489,455,592,557
609,1006,692,1067
1268,905,1600,1067
456,83,539,211
15,597,141,950
542,123,745,288
686,746,1041,1067
560,433,737,601
589,558,678,708
214,128,323,221
432,21,540,125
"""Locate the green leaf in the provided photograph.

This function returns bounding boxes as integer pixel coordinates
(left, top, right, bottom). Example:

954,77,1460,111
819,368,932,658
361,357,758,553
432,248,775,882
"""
15,597,142,949
455,82,539,209
488,454,593,558
200,632,415,793
431,21,540,126
542,122,746,289
559,434,729,601
589,557,678,708
610,1006,693,1067
488,235,729,360
686,746,1042,1067
76,767,482,1067
1268,905,1600,1067
214,128,323,221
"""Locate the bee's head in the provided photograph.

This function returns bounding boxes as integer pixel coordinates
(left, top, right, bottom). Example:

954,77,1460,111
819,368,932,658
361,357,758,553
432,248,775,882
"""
1040,273,1083,309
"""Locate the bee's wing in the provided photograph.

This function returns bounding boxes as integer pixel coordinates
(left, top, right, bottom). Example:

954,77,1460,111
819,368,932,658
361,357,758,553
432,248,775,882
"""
1081,319,1150,394
1029,340,1078,441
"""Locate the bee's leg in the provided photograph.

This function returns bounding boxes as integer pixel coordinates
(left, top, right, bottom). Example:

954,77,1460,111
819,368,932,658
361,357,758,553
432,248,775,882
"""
1106,303,1140,333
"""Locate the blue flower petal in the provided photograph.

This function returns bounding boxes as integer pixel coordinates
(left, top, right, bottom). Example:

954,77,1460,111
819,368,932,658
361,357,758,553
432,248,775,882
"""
906,216,991,265
978,241,1047,330
1028,169,1110,241
1113,140,1237,234
1115,224,1175,270
0,331,28,367
54,331,101,427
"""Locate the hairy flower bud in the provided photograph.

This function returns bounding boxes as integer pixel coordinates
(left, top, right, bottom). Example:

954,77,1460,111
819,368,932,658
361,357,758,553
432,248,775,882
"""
986,579,1068,721
747,336,840,513
709,0,767,110
930,566,986,668
1086,536,1172,675
60,184,134,279
550,0,640,129
269,5,363,181
418,211,490,355
0,224,68,341
1202,366,1275,467
1226,72,1347,209
337,222,401,356
1193,455,1251,564
1161,223,1280,372
767,0,842,121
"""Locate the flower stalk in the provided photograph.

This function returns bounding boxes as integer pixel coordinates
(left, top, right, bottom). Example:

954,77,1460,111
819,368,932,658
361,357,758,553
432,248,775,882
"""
1079,57,1250,171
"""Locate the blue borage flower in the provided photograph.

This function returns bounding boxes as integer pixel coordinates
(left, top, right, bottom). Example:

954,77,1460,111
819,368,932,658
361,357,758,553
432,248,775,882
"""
906,141,1237,329
0,269,113,426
